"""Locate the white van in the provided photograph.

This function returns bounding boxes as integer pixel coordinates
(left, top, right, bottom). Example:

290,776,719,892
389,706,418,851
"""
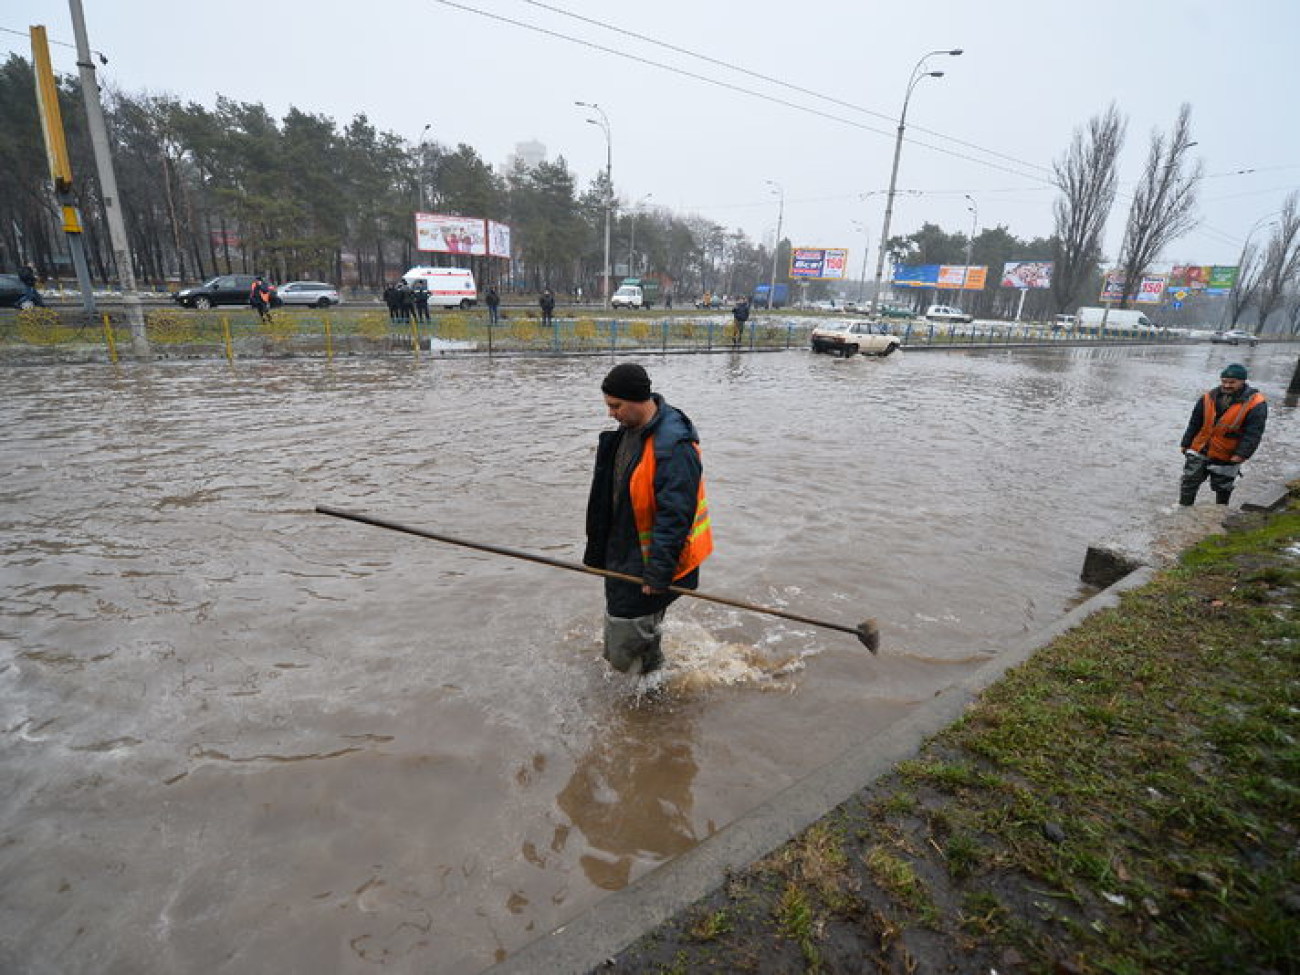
401,266,477,309
1076,307,1155,330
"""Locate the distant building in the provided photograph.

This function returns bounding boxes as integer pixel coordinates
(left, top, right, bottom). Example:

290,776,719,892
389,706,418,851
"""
507,139,547,172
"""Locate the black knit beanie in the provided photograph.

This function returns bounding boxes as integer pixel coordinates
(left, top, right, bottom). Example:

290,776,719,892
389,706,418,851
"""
601,363,652,401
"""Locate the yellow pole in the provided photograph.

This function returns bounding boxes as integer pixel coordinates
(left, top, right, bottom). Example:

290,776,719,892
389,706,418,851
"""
101,312,117,362
222,315,234,363
410,316,420,358
323,314,333,360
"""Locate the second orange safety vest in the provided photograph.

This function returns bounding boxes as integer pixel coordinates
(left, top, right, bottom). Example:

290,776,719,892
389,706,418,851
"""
1189,390,1266,461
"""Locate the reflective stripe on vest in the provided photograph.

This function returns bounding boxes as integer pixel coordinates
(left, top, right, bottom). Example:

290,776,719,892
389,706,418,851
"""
1190,390,1265,461
628,437,713,581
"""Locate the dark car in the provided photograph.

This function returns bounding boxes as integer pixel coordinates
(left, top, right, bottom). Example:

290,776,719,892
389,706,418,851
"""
173,274,259,309
0,273,40,309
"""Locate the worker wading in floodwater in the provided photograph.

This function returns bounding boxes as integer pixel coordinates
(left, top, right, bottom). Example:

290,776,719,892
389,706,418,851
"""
1179,362,1268,507
584,363,713,675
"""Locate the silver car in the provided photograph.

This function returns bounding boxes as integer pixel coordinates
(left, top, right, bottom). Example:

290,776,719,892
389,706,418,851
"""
277,281,341,307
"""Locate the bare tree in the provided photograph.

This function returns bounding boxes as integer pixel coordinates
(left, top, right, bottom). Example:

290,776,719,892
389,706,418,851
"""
1227,242,1266,327
1051,104,1125,314
1116,104,1202,307
1250,192,1300,332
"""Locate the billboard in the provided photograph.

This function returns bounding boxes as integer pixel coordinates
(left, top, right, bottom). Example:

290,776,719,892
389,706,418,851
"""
891,264,986,289
1134,274,1167,304
789,247,849,279
1001,261,1053,289
416,213,487,256
1170,265,1238,296
487,220,512,259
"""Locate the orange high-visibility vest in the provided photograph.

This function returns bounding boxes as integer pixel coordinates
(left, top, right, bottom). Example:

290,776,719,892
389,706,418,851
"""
1190,390,1266,461
628,438,713,581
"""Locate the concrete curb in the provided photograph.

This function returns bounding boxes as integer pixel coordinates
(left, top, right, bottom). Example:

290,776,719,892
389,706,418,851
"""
486,566,1158,975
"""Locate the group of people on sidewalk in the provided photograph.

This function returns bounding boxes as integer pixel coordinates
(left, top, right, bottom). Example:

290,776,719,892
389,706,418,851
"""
381,280,431,324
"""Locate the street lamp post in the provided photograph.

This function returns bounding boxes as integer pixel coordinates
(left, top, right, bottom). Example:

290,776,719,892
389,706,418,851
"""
963,193,978,297
417,123,432,211
872,48,962,309
765,179,784,310
628,193,653,277
576,101,612,307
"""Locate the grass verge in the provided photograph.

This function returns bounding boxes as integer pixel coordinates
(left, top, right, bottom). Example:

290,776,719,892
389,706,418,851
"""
608,494,1300,974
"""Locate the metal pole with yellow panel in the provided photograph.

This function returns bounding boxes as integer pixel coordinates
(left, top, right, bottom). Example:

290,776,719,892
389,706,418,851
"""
31,25,96,315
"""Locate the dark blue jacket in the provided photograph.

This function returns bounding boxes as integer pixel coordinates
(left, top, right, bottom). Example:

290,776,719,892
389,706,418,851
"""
584,396,704,590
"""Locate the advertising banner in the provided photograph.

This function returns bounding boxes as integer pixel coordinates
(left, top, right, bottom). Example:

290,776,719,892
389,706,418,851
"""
416,213,488,256
1001,261,1054,289
789,247,849,279
1100,271,1126,302
893,264,984,289
1134,274,1167,304
1170,264,1238,296
487,220,512,259
891,264,939,288
936,265,987,289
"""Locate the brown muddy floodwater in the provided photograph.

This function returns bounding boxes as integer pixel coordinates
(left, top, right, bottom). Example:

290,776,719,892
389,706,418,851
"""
2,343,1297,973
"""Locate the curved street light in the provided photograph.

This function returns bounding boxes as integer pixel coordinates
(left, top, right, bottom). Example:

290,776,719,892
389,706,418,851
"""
765,179,784,309
575,101,612,306
872,48,962,307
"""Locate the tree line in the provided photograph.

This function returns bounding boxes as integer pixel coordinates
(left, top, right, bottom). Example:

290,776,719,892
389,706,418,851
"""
2,52,1297,330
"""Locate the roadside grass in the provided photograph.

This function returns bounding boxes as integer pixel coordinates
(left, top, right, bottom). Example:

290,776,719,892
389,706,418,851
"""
612,498,1300,973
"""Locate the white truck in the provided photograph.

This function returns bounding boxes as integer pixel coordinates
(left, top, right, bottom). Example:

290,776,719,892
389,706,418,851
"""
1076,307,1156,330
401,267,478,309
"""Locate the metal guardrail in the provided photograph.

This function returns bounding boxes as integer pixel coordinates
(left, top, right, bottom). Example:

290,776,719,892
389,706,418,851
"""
0,307,1196,362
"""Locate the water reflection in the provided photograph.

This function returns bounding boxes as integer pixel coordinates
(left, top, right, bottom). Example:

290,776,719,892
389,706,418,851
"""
556,698,701,891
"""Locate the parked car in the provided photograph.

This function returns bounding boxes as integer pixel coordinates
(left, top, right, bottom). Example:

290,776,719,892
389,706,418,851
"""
173,274,259,309
924,304,973,324
875,302,915,320
809,321,901,357
0,273,40,309
277,281,340,307
1210,329,1259,347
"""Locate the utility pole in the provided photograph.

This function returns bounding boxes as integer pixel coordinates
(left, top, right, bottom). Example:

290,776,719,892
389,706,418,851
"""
30,26,94,316
68,0,148,355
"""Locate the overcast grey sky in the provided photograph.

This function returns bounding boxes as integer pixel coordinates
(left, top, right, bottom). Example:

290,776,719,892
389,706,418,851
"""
7,0,1299,269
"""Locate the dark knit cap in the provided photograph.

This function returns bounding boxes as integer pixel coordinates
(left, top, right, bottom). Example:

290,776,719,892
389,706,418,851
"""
1220,363,1248,380
601,363,652,401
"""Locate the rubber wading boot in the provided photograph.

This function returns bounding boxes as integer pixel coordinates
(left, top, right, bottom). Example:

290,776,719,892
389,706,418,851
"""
1215,490,1232,505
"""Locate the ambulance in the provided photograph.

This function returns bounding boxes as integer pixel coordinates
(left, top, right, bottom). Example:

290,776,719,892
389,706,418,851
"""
401,267,478,309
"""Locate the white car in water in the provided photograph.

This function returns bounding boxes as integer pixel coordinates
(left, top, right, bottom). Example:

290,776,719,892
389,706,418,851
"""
809,321,901,357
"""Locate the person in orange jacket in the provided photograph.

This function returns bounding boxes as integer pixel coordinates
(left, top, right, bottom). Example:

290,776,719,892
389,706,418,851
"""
1179,363,1268,506
584,363,713,674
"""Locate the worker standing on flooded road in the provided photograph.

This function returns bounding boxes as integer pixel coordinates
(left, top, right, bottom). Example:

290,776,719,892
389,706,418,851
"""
1179,363,1268,506
584,363,713,675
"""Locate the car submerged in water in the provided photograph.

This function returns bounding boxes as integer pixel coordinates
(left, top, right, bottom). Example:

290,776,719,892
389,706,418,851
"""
809,321,901,357
1210,328,1259,347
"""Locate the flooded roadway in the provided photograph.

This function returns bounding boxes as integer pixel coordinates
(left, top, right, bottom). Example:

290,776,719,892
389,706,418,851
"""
2,343,1297,973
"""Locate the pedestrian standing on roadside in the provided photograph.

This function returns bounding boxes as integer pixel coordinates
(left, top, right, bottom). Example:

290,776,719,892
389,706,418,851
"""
413,282,430,323
17,264,43,307
383,281,400,323
1179,363,1268,506
730,296,750,347
584,363,713,675
486,286,501,325
539,288,556,327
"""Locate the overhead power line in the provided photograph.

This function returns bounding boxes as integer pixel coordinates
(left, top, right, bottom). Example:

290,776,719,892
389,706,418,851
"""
432,0,1055,186
517,0,1055,178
